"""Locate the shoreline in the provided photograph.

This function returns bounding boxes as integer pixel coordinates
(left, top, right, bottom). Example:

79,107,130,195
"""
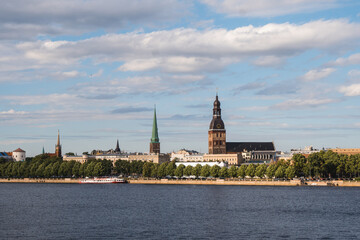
1,178,360,187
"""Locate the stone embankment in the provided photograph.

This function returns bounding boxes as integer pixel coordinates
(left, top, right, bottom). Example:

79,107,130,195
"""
1,178,360,187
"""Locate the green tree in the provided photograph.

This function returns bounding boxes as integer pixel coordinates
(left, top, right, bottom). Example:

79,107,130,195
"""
85,161,96,177
245,164,256,178
115,160,130,176
93,162,105,176
285,165,296,179
72,162,81,177
219,167,229,178
192,164,202,177
275,166,286,178
183,165,193,176
166,161,176,176
266,164,277,178
142,162,153,177
157,162,168,178
238,165,247,178
292,154,307,177
210,165,221,177
229,165,238,178
44,163,53,178
150,164,159,178
255,164,267,178
175,164,185,178
51,161,61,177
79,163,85,177
200,165,211,177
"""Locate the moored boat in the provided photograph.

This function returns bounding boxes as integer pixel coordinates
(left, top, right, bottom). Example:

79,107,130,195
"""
79,177,127,184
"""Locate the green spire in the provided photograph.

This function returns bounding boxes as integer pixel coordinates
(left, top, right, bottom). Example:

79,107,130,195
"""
42,146,45,155
151,106,159,143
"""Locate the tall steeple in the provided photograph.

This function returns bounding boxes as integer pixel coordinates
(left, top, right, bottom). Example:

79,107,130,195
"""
208,94,226,154
150,106,160,154
55,130,62,158
115,139,121,153
42,146,45,155
151,106,159,143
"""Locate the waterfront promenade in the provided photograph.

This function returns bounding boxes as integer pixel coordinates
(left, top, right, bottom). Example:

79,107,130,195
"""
1,178,360,187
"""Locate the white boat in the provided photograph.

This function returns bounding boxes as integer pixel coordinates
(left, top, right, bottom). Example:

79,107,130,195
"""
79,177,127,184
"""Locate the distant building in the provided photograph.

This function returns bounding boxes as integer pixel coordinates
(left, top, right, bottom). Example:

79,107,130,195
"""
129,153,169,164
207,94,276,165
12,148,26,161
0,152,13,161
290,146,320,155
170,149,203,161
203,153,242,166
329,148,360,156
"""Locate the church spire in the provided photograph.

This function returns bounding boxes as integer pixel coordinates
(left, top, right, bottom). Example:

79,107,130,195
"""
42,146,45,155
115,139,121,153
150,106,160,154
57,129,60,146
151,106,159,143
55,130,62,158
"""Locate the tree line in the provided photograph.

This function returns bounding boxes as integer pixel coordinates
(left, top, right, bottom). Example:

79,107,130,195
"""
1,150,360,179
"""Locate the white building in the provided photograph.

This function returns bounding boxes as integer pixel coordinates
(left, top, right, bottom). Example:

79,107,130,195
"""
12,148,26,161
175,161,227,168
290,146,320,155
171,149,203,161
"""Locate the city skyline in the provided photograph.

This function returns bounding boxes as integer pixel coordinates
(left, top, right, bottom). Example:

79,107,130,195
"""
1,1,360,156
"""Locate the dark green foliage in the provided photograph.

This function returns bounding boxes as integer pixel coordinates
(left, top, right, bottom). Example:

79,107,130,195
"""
175,164,185,177
255,164,267,178
210,165,220,177
183,165,193,176
200,165,211,177
237,165,247,178
219,167,229,178
229,165,238,178
192,164,202,177
245,164,256,178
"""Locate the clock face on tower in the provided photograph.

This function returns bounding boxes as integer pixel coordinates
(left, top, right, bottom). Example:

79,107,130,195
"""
216,123,222,129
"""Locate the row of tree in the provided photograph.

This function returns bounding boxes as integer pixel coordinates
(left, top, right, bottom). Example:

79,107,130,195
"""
0,154,113,178
1,151,360,179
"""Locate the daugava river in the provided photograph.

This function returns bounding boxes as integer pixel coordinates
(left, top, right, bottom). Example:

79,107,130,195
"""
1,183,359,239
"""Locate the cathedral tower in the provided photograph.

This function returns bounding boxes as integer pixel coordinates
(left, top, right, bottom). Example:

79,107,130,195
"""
55,130,62,158
208,94,226,154
150,106,160,154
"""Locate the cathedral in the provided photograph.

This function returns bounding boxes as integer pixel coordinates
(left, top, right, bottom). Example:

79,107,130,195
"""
208,94,276,164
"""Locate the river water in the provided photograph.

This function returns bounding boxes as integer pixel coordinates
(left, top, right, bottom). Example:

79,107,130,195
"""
1,183,359,239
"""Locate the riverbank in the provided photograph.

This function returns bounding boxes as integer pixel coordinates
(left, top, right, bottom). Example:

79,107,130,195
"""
1,178,360,187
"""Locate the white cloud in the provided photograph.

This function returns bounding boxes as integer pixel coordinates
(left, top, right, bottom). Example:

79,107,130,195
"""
0,109,27,114
0,0,187,40
331,53,360,66
252,55,285,67
273,98,337,110
201,0,339,17
302,68,336,82
54,70,85,79
16,19,360,74
339,84,360,96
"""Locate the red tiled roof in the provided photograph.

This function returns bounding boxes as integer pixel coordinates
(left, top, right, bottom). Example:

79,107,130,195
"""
13,148,25,152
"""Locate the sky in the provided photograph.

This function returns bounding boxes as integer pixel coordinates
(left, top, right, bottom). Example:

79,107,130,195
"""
1,0,360,157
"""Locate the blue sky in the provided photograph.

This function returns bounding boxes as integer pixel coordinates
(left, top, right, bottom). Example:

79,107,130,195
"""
1,0,360,156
